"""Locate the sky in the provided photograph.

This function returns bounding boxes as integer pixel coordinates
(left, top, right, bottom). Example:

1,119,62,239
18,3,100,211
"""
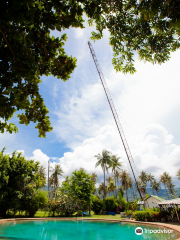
1,17,180,188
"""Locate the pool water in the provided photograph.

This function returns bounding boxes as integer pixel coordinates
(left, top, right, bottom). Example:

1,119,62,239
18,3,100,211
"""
0,220,179,240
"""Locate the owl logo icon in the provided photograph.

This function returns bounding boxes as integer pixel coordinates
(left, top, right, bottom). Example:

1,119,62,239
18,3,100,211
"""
135,227,143,235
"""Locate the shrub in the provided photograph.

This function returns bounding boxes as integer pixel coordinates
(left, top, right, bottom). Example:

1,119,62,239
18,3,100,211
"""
92,196,104,215
104,196,118,212
22,189,48,217
125,210,133,217
47,195,86,216
133,210,162,222
126,201,138,211
117,193,127,211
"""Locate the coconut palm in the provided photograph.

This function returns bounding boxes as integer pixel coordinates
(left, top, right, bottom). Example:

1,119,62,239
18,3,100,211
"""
110,154,123,197
153,180,161,196
136,179,147,198
98,182,107,198
151,179,160,196
177,169,180,180
138,170,148,195
147,173,155,190
114,169,121,186
36,165,46,188
118,185,124,198
160,172,171,199
91,172,98,183
91,172,98,194
139,170,148,184
107,179,116,196
119,170,130,202
106,175,113,183
50,164,63,199
166,177,176,198
95,149,112,199
64,175,70,184
106,175,114,195
128,176,135,201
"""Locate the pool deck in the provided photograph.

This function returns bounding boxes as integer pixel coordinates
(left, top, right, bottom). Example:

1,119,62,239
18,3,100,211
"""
0,217,180,239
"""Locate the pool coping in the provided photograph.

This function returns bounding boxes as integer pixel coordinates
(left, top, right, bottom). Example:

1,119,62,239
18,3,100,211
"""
0,217,180,239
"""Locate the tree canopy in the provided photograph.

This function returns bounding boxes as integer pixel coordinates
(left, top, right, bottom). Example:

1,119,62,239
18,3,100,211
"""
0,148,46,217
1,0,180,137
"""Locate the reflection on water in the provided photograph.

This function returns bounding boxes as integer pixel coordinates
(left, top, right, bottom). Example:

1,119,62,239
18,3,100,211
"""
0,220,179,240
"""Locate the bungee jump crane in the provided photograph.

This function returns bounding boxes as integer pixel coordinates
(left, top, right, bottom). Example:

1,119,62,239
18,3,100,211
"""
88,41,143,200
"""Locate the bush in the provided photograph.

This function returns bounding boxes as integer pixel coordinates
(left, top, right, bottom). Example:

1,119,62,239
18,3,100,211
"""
46,195,86,216
126,201,138,211
104,196,118,212
117,193,127,212
22,190,48,217
125,210,133,217
92,196,104,215
133,210,162,222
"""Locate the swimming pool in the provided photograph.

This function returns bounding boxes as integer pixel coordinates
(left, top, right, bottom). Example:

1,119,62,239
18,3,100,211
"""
0,220,179,240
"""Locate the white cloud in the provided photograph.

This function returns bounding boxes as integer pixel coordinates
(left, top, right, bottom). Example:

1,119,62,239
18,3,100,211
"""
129,124,180,180
52,48,180,151
73,28,84,39
13,123,179,188
50,123,180,186
17,150,25,155
29,149,49,170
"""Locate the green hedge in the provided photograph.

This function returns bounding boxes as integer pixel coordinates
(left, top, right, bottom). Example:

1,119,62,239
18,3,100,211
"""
91,196,120,214
104,197,118,212
133,210,162,222
91,197,104,215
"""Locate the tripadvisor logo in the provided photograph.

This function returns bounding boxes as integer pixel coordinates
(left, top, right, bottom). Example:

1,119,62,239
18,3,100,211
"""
135,227,143,235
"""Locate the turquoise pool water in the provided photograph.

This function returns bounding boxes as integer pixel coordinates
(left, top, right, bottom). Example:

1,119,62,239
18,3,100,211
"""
0,220,179,240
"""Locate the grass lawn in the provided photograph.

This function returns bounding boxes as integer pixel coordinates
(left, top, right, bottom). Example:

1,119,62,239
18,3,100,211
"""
34,211,125,220
3,210,125,221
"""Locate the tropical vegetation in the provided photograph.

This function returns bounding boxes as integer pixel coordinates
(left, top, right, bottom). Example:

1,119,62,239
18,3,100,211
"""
1,0,180,136
0,147,179,219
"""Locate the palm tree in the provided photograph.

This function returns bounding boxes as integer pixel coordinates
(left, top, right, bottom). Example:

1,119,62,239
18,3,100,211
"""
128,176,135,201
160,172,171,199
153,180,161,196
107,180,116,196
177,169,180,180
118,185,124,198
138,170,148,195
150,179,160,196
91,172,98,183
36,165,46,188
98,182,107,198
110,154,123,197
114,170,121,193
147,173,154,192
106,175,113,184
64,176,70,184
95,149,112,199
166,176,176,198
50,164,63,199
91,172,98,194
119,170,130,202
136,179,147,198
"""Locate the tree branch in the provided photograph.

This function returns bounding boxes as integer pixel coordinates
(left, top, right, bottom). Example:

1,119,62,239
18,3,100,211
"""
0,29,16,61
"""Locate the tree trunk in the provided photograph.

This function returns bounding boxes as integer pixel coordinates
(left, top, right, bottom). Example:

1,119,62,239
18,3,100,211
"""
131,185,135,201
125,182,128,202
165,185,169,199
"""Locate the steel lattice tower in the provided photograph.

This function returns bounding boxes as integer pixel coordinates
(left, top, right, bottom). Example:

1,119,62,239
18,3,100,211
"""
88,41,143,200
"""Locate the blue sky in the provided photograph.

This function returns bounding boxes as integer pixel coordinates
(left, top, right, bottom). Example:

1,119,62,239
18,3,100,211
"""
1,18,180,188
